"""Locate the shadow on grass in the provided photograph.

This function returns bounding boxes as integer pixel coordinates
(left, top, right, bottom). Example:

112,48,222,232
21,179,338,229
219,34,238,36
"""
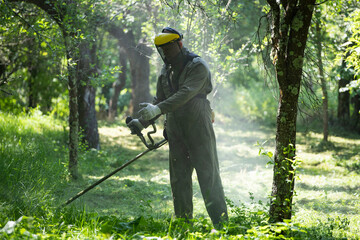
297,120,360,140
297,166,338,176
343,162,360,173
62,176,175,217
295,181,360,215
296,182,360,194
61,125,173,218
295,197,359,215
297,137,339,153
332,148,360,162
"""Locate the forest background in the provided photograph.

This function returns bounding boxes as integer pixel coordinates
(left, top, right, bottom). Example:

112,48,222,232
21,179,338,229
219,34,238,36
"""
1,0,360,239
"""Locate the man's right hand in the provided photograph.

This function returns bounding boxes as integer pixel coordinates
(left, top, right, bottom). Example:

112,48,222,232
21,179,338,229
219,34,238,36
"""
138,103,162,120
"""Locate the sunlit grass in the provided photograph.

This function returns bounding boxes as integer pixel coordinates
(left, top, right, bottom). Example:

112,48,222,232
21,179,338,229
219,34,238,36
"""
1,111,360,239
90,115,360,238
294,129,360,239
215,117,274,206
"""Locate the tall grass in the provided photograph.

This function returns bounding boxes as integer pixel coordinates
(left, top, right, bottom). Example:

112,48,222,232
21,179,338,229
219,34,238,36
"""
0,109,68,218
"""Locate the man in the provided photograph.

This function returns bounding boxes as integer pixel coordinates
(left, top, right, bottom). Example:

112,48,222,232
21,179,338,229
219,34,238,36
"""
132,27,228,227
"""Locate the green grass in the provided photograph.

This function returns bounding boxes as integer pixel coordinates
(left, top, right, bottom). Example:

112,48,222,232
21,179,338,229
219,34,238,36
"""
294,131,360,240
0,110,359,239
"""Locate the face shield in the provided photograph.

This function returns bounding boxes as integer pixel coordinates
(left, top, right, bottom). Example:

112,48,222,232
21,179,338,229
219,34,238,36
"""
154,32,181,64
156,44,168,64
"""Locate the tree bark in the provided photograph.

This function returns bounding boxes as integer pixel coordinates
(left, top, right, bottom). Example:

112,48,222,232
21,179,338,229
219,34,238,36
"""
128,40,153,116
315,14,329,142
27,39,37,109
108,47,127,121
0,63,5,84
28,76,37,108
351,94,360,131
107,25,152,117
338,60,350,126
63,32,80,180
267,0,315,223
77,40,100,150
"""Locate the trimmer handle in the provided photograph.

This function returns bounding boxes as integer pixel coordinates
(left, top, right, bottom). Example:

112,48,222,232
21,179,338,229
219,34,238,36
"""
126,116,142,136
126,116,157,149
125,116,132,124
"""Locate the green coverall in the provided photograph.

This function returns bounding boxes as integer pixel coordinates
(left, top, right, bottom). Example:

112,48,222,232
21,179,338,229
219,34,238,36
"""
154,47,228,225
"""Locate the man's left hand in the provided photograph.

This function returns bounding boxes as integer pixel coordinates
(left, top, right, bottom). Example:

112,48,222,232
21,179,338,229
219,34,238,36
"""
139,103,162,120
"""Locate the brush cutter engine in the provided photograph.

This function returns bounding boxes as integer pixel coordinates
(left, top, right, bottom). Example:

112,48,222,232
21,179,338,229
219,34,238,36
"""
126,116,160,150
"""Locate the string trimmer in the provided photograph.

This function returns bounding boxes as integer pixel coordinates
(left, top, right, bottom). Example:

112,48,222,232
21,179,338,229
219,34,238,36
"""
62,116,167,206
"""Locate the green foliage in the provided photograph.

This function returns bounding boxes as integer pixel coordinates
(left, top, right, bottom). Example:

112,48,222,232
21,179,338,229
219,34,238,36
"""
48,94,69,120
234,82,278,125
0,97,26,115
305,216,351,240
93,66,122,87
256,140,274,166
0,1,67,114
345,9,360,78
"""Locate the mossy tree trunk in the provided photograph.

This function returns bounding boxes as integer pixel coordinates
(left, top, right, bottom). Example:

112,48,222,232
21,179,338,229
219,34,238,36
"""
64,33,80,179
266,0,315,222
59,1,81,180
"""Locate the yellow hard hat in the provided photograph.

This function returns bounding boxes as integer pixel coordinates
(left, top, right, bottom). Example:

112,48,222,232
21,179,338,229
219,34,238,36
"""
154,33,180,47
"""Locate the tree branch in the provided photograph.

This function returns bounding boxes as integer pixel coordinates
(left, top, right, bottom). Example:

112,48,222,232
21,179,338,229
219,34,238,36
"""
6,0,64,25
314,0,329,5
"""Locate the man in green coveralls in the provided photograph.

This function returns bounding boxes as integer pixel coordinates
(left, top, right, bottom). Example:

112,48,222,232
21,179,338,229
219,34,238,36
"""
130,27,228,227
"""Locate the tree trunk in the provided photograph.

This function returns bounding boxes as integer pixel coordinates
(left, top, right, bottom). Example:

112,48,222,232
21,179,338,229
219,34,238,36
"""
28,75,37,108
267,0,315,223
77,40,100,150
27,38,37,109
315,15,329,141
64,33,80,180
107,25,153,117
351,94,360,131
127,41,153,116
338,60,350,126
108,47,127,121
0,62,5,81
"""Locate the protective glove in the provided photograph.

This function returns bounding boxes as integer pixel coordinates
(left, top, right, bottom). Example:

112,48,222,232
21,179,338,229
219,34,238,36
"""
127,118,144,135
138,103,162,120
